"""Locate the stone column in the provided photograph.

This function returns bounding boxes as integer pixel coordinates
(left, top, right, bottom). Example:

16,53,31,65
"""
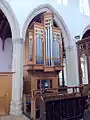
10,38,24,116
65,43,79,87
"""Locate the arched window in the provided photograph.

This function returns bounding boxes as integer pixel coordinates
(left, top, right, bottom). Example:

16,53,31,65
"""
80,54,88,84
82,30,90,39
77,41,89,84
79,0,90,16
57,0,68,5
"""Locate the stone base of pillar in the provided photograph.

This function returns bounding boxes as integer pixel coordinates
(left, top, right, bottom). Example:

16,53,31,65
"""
10,100,22,116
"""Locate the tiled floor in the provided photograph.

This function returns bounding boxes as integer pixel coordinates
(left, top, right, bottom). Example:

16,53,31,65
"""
0,115,29,120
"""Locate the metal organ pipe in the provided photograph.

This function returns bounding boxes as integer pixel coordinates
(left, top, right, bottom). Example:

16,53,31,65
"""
48,26,51,65
45,23,53,66
36,35,38,64
50,23,53,66
36,34,43,64
47,27,50,66
45,28,48,65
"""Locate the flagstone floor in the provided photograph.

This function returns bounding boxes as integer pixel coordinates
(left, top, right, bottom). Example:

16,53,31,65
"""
0,115,29,120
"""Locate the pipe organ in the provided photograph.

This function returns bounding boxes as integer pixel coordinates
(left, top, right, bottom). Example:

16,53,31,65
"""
25,12,63,66
35,25,44,64
24,12,64,119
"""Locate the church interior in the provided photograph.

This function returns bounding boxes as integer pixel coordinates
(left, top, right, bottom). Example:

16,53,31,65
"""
0,0,90,120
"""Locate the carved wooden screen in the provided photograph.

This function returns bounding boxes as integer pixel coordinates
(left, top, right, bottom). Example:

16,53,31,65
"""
77,38,90,84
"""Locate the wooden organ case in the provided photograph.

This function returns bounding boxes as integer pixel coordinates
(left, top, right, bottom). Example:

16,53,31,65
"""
23,12,63,119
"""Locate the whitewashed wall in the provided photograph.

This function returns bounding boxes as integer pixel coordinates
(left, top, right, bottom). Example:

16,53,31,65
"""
0,38,12,72
6,0,90,39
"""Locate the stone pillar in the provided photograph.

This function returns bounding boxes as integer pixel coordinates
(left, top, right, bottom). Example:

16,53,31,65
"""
10,38,24,116
65,43,79,87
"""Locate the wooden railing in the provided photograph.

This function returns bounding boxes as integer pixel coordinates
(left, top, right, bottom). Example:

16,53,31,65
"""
31,86,83,99
42,95,87,120
23,86,87,119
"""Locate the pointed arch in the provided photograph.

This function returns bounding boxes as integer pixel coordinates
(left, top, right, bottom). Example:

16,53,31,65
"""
22,4,71,48
0,0,23,116
82,25,90,39
0,0,20,38
22,4,80,88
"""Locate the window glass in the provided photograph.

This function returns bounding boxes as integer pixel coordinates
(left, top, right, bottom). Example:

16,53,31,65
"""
57,0,68,5
41,80,48,89
79,0,90,16
37,79,52,89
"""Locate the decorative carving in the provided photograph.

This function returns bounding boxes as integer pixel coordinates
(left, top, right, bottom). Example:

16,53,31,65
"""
77,38,90,84
53,32,61,42
35,28,44,40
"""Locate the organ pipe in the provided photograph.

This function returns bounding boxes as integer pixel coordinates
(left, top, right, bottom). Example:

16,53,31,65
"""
50,23,53,66
28,13,62,67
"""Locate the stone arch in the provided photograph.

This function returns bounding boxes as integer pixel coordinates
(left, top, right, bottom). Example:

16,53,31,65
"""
0,0,23,116
22,4,71,48
0,0,20,38
82,25,90,39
